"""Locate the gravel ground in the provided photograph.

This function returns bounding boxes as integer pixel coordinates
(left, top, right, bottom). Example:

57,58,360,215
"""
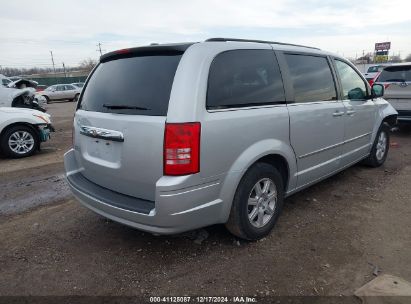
0,102,410,297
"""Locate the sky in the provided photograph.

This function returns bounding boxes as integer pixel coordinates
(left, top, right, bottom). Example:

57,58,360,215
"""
1,0,411,69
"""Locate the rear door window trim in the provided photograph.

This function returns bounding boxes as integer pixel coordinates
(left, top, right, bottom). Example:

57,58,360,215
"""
206,49,286,112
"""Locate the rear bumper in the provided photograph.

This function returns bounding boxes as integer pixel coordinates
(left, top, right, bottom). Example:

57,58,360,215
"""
64,149,225,234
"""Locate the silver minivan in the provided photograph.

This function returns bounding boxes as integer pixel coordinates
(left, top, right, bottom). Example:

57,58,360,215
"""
65,38,397,240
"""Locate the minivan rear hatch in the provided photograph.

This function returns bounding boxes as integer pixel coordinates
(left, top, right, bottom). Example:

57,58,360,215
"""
74,44,191,201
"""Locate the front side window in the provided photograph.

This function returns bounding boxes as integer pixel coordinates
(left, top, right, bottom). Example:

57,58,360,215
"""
335,60,367,100
207,49,285,109
284,54,337,103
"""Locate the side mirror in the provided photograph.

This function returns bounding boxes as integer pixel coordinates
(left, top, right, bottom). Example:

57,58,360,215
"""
371,84,384,98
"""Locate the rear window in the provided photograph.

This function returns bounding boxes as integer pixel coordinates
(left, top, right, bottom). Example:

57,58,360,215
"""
377,65,411,82
79,54,182,115
206,50,285,109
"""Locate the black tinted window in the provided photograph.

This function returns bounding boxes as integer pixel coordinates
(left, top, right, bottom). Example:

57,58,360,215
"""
207,50,285,109
284,54,337,103
377,65,411,82
79,54,182,115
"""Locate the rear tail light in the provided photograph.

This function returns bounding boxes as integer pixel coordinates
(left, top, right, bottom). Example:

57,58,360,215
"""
164,122,201,176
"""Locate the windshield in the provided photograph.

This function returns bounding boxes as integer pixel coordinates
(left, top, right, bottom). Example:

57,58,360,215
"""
79,53,182,115
2,78,12,86
377,65,411,82
367,66,381,73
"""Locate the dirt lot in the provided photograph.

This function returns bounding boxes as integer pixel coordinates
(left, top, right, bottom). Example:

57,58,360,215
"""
0,102,410,297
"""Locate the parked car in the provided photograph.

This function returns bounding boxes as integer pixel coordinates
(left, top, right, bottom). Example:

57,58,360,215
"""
0,77,47,112
1,74,12,87
38,84,81,103
71,82,85,89
375,63,411,123
0,107,53,158
64,38,397,240
363,65,389,85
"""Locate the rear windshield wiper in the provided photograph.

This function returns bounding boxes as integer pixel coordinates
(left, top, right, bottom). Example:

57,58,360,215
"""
384,79,406,82
103,104,150,110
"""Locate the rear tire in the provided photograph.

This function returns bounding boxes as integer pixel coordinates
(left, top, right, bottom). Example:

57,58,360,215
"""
226,162,284,240
73,94,80,102
363,123,390,167
0,125,39,158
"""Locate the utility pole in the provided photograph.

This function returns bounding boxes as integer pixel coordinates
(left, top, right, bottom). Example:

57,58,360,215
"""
362,50,366,71
62,62,67,79
97,42,103,56
50,51,56,75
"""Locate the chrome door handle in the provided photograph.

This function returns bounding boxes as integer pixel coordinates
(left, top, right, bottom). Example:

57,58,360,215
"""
79,125,124,142
346,110,356,115
333,111,344,117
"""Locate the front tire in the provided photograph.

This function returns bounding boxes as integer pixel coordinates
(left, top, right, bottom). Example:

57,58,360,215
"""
226,163,284,240
0,125,39,158
43,95,50,104
363,123,390,167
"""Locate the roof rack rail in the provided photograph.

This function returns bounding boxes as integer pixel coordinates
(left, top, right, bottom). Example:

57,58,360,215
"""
205,38,320,50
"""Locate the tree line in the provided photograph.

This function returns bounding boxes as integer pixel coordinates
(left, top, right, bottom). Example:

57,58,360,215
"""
1,58,98,77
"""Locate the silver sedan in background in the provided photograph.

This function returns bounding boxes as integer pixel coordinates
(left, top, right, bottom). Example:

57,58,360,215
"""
37,84,81,103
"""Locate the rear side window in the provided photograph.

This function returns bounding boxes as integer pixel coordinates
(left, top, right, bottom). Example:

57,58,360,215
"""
206,50,285,109
284,54,337,103
377,65,411,82
79,54,182,115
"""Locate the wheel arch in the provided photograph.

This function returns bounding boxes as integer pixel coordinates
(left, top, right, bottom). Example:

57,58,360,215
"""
382,114,397,127
218,139,297,223
256,154,290,192
0,122,41,149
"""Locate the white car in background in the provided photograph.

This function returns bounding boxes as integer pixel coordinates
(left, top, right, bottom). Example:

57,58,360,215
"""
37,84,81,103
363,64,390,84
0,107,53,158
